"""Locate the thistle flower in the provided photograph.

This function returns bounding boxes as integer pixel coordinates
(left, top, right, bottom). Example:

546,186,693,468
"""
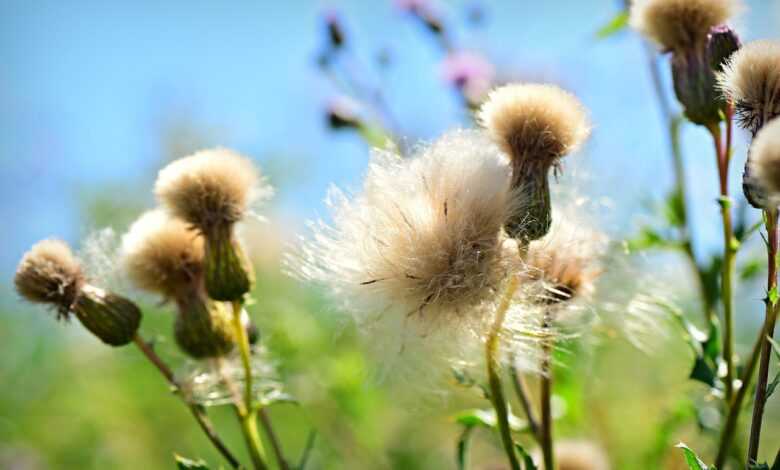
291,129,520,333
718,40,780,135
748,118,780,205
121,210,235,359
629,0,737,53
15,239,141,346
630,0,740,125
440,51,495,106
718,40,780,207
478,83,591,243
524,219,605,306
155,148,272,301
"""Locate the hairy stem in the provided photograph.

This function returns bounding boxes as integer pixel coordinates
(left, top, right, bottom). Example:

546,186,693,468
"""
540,312,554,470
230,301,269,470
485,274,521,470
715,302,778,469
132,335,242,469
747,208,779,464
708,123,737,402
509,362,541,442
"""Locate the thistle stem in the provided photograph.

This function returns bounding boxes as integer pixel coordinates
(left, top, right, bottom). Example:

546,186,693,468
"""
714,302,778,469
259,408,290,470
540,313,554,470
509,362,541,442
132,334,242,469
708,122,737,403
747,208,779,464
230,300,269,470
645,42,714,324
485,274,521,470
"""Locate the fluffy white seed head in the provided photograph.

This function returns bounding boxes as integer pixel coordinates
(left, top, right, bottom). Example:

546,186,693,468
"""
478,83,591,169
15,239,85,317
154,148,273,231
524,217,605,306
630,0,739,52
718,40,780,134
749,118,780,202
291,129,522,334
121,209,204,299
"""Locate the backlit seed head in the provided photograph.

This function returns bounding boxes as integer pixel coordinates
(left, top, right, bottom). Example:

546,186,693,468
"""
630,0,739,52
121,209,204,299
718,40,780,135
15,239,84,318
749,118,780,205
155,148,272,232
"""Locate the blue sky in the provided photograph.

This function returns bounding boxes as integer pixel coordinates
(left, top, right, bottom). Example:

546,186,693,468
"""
1,0,779,285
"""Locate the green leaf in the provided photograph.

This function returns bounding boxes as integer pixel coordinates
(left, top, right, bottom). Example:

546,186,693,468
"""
766,370,780,401
595,11,629,39
514,442,538,470
689,357,717,387
663,189,686,229
453,408,527,432
772,450,780,470
625,226,675,252
456,426,475,470
676,443,710,470
297,430,317,470
740,258,764,280
769,286,779,307
768,336,780,362
748,463,770,470
174,454,210,470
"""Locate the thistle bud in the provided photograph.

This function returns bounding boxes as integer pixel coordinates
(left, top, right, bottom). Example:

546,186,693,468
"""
707,25,740,72
670,49,722,125
121,210,238,358
15,239,141,346
203,225,255,301
630,0,740,125
72,285,142,346
174,297,236,359
478,83,590,243
155,149,272,302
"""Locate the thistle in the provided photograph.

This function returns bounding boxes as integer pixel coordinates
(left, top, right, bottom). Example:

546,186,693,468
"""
154,148,272,301
15,239,141,346
292,129,520,332
478,83,590,244
718,40,780,207
748,118,780,204
630,0,740,125
121,210,236,359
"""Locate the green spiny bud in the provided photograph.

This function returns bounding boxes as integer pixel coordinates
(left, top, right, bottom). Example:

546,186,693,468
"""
174,296,236,359
72,285,142,346
204,226,254,301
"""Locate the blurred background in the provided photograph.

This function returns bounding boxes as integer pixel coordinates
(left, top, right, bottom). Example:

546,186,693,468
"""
1,0,779,468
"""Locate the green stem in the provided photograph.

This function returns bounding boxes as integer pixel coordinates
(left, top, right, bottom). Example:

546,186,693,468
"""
509,362,541,442
485,274,521,470
259,408,290,470
540,313,554,470
708,123,737,403
714,302,778,469
747,208,779,464
230,301,269,470
132,335,242,469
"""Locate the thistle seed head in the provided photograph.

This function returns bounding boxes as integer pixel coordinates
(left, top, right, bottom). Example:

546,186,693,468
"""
630,0,739,52
718,40,780,135
15,239,85,318
154,148,272,232
749,118,780,205
121,209,204,299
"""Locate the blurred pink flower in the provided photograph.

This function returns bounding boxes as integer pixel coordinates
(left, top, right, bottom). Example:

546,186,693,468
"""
440,50,495,102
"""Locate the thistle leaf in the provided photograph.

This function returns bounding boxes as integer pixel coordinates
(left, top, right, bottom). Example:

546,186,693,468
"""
676,443,710,470
174,455,210,470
